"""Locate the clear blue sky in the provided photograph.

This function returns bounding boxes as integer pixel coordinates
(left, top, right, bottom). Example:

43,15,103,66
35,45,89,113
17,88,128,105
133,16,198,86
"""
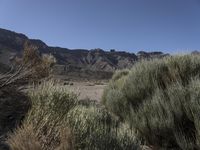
1,0,200,53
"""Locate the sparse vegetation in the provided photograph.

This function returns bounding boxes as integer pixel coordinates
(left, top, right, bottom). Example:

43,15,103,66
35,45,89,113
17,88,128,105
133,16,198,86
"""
94,80,104,85
5,81,139,150
20,81,77,150
102,55,200,149
7,124,43,150
22,41,56,80
4,52,200,149
0,72,31,146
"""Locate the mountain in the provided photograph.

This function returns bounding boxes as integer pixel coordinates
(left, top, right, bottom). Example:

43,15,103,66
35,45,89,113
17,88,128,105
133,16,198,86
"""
0,28,169,79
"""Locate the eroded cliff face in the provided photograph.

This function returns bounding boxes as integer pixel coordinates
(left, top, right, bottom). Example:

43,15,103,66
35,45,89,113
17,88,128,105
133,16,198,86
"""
0,28,169,78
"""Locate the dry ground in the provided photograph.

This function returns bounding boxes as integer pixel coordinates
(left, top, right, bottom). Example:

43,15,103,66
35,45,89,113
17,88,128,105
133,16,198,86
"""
66,81,107,101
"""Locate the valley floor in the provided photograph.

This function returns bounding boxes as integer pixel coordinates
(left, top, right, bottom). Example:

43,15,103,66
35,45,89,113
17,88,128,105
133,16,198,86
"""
66,81,107,101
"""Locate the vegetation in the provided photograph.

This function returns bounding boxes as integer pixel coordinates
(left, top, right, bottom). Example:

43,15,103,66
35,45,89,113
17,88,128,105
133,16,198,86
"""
102,55,200,149
22,41,56,80
6,52,200,149
102,69,130,120
67,104,139,150
2,40,137,149
6,81,139,150
0,71,31,146
111,69,130,82
1,32,150,150
7,81,78,150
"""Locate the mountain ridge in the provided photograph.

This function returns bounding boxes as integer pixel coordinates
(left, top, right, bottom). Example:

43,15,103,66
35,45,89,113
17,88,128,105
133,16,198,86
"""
0,28,169,79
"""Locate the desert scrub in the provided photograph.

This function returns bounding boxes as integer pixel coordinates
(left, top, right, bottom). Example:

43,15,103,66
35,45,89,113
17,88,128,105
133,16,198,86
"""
27,81,78,123
102,55,200,149
7,81,77,150
102,69,130,119
22,41,56,80
7,81,139,150
111,69,130,82
67,104,139,150
7,123,74,150
0,72,31,146
7,124,42,150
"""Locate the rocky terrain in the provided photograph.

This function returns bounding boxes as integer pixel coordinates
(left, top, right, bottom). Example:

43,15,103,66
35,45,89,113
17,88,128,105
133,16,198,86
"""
0,28,169,79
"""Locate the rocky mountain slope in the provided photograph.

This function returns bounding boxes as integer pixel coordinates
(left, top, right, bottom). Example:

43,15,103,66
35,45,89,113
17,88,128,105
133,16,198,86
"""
0,28,169,79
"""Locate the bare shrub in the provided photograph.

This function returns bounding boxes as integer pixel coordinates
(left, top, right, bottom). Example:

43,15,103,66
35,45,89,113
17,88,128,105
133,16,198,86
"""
22,41,56,81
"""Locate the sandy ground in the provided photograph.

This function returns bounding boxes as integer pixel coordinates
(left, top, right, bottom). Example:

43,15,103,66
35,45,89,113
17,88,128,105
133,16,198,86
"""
66,81,107,101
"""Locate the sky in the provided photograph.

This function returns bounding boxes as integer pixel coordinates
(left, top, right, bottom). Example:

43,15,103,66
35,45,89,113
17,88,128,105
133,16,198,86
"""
0,0,200,53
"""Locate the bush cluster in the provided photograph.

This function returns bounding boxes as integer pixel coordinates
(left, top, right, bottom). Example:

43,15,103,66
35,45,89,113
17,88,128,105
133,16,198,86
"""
102,55,200,149
7,81,77,150
7,81,139,150
67,104,139,149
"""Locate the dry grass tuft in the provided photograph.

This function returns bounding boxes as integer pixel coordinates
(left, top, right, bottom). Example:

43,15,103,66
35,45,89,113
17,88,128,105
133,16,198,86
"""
7,124,42,150
55,127,75,150
7,123,75,150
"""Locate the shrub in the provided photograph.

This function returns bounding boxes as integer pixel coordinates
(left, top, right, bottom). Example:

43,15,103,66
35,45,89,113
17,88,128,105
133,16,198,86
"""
27,81,78,123
7,124,42,150
67,104,139,150
7,123,74,150
22,41,56,80
102,69,130,120
0,73,31,143
102,55,200,149
7,81,77,150
6,81,139,150
111,69,130,82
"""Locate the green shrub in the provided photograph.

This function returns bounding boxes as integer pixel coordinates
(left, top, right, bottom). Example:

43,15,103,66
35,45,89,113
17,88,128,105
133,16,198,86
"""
102,69,130,120
27,81,78,123
111,69,130,82
102,55,200,149
9,81,78,150
7,81,139,150
67,104,139,150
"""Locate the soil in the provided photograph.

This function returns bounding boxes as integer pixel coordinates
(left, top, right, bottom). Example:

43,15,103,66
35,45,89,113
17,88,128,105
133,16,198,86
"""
64,81,107,102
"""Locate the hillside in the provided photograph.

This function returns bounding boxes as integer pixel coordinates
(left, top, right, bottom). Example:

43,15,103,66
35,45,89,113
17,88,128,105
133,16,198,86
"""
0,28,169,79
